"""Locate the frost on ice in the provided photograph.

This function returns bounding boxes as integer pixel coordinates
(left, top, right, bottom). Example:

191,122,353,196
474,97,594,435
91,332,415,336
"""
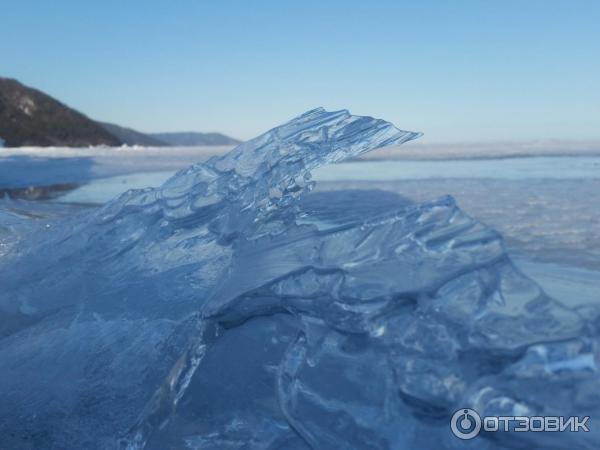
0,108,598,449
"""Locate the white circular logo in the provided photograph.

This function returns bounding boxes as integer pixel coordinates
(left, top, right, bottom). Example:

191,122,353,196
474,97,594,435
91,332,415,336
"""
451,408,482,440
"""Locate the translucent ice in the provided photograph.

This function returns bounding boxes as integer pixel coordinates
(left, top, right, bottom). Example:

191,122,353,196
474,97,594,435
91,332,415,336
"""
0,108,598,450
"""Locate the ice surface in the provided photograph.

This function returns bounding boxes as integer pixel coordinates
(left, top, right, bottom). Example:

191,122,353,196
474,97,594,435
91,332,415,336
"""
314,178,600,271
0,108,598,450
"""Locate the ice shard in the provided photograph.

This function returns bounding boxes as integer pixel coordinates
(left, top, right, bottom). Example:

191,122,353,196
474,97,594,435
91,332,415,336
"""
0,108,598,450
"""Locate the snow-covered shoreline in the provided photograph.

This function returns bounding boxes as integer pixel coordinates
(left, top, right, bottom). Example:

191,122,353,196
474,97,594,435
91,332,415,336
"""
3,138,600,162
0,145,234,188
0,144,234,166
365,138,600,160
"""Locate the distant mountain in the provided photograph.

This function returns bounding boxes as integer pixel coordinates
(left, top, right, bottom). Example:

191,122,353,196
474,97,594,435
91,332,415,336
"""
0,77,240,148
151,132,240,146
99,122,168,147
0,77,122,147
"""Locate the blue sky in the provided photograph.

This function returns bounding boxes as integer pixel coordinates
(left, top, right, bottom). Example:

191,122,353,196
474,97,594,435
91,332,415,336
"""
1,0,599,142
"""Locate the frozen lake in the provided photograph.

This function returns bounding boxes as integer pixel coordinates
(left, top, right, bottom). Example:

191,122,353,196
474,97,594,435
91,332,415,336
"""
2,154,599,301
44,155,600,308
53,155,600,204
315,156,600,181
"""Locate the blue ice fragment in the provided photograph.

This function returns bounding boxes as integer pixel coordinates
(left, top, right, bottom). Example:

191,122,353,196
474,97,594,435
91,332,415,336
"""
0,109,597,450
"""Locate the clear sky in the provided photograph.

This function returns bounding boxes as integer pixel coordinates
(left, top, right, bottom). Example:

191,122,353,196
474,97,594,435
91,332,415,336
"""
1,0,599,142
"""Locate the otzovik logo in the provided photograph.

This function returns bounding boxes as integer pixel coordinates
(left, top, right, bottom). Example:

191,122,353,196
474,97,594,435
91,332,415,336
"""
451,409,481,440
450,408,590,439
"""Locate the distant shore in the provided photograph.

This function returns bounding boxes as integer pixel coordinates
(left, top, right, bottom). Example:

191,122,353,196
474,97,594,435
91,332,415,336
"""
3,140,600,162
363,139,600,161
